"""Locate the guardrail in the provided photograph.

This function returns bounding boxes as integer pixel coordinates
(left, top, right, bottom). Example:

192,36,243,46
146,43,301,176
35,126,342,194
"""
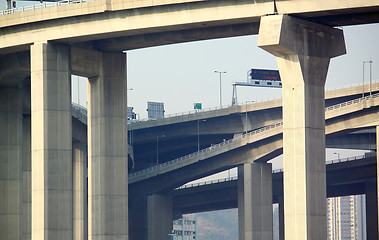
325,92,379,111
128,93,378,178
72,102,87,124
177,152,376,189
0,0,96,16
131,80,379,124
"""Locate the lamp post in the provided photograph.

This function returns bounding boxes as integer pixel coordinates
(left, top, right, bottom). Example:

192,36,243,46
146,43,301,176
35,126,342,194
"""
363,60,373,98
197,119,206,152
156,134,166,165
214,71,226,106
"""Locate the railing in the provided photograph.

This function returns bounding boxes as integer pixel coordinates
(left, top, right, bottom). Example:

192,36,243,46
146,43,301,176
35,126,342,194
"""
131,80,379,124
177,152,376,189
0,0,96,16
128,121,284,178
72,102,88,124
325,92,379,111
128,93,378,178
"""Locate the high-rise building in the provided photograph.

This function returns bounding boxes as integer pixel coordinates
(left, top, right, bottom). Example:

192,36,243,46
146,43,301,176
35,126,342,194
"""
173,214,197,240
327,195,366,240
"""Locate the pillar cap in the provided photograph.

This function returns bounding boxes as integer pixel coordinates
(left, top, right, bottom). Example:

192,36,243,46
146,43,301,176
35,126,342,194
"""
258,15,346,59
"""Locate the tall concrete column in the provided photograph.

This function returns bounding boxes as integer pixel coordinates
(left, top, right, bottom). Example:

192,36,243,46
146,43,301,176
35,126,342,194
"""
22,115,31,240
147,194,173,240
88,52,128,239
0,88,23,240
377,125,379,238
278,196,284,240
366,179,378,240
238,166,245,240
31,42,72,240
238,163,273,240
258,15,345,240
73,142,88,240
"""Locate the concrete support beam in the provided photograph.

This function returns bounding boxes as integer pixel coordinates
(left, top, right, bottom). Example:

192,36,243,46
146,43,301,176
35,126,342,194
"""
73,142,87,240
377,126,379,237
238,163,273,240
258,15,346,240
238,166,244,240
22,115,31,240
88,52,128,239
0,88,23,240
31,42,72,240
366,179,378,239
278,196,284,240
147,194,173,240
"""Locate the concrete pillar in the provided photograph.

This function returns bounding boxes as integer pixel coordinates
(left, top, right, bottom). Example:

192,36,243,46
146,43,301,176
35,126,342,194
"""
366,179,378,239
0,88,23,240
238,166,245,240
147,194,173,240
73,142,88,240
88,52,128,239
129,196,148,240
258,15,346,240
278,196,284,240
377,125,379,238
31,42,72,240
238,163,273,240
22,115,31,240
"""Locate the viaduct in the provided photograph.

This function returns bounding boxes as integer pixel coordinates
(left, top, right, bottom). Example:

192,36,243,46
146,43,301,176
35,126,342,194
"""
1,0,379,240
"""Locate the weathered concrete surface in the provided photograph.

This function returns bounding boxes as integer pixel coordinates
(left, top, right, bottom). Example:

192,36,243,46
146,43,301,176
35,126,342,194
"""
365,179,378,240
0,0,379,54
87,52,128,240
22,115,31,240
258,14,346,240
31,42,73,240
147,194,173,240
73,143,87,240
238,163,272,240
0,89,23,240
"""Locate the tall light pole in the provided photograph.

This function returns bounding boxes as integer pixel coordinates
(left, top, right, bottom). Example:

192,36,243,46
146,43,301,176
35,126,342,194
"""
363,60,373,98
214,71,226,106
156,134,165,165
197,119,206,152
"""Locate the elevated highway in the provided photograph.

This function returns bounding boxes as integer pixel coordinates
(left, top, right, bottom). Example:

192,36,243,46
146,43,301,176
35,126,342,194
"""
128,83,379,171
128,93,379,196
0,0,379,56
172,153,377,214
1,0,379,239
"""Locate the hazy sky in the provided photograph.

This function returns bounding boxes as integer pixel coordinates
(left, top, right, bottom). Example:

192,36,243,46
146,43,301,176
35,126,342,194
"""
125,23,379,119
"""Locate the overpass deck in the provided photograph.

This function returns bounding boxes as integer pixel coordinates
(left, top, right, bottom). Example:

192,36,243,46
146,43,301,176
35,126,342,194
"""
128,93,379,195
172,153,377,214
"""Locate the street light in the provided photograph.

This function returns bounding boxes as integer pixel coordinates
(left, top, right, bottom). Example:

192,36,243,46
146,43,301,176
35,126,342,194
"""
197,119,206,152
363,60,373,98
214,71,226,106
156,134,166,165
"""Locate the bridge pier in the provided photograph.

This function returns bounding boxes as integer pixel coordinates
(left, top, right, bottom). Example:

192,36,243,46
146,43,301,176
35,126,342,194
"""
0,88,23,240
22,114,31,240
73,142,88,240
258,15,346,240
238,162,273,240
87,51,128,240
129,194,173,240
31,42,73,240
366,179,378,239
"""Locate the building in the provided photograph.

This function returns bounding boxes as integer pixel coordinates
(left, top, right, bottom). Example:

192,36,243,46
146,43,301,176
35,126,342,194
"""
173,214,197,240
327,195,366,240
